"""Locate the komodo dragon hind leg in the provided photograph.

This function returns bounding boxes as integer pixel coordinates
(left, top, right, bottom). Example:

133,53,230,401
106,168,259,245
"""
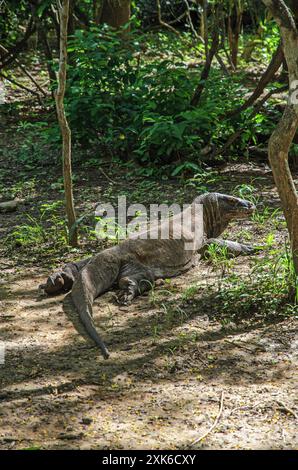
199,238,260,258
117,263,155,305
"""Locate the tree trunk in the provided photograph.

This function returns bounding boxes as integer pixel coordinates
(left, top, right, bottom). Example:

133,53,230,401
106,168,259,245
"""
227,42,284,119
55,0,78,247
228,3,243,69
93,0,103,24
287,0,298,25
190,26,219,106
100,0,131,29
39,25,56,96
262,0,298,275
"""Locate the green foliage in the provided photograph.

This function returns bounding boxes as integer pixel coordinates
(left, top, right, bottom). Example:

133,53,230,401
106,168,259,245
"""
205,243,236,276
216,248,298,321
254,20,280,61
61,26,270,165
6,201,67,249
3,18,282,170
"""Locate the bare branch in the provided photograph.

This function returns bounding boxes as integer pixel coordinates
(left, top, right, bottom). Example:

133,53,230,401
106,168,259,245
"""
156,0,180,36
189,391,224,447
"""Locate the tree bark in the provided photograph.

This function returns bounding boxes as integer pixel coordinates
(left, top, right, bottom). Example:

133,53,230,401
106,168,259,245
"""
262,0,298,275
228,2,243,69
100,0,131,29
191,11,220,107
227,42,284,119
55,0,78,247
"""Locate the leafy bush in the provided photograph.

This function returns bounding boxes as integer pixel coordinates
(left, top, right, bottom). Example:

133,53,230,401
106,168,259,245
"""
65,26,264,165
6,25,282,168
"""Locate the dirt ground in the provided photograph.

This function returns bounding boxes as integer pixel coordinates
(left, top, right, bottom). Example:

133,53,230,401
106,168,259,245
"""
0,157,297,450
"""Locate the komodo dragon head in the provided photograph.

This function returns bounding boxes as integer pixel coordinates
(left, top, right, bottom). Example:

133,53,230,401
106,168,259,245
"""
196,192,255,238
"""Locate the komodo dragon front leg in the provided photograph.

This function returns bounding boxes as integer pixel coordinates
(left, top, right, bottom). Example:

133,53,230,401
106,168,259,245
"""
199,238,258,258
117,262,155,305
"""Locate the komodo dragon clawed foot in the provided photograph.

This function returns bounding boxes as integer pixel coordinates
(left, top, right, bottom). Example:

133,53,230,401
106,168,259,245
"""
116,278,138,305
116,264,155,305
199,238,260,258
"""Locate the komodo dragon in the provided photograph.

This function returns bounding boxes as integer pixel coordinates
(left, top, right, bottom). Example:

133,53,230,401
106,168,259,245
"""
41,193,256,359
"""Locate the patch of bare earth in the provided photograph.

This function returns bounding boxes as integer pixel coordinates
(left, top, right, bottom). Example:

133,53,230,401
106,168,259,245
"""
0,164,297,449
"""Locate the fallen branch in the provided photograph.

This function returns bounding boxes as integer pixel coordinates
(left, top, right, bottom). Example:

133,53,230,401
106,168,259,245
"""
275,400,298,420
224,339,255,352
0,72,42,103
189,391,224,447
99,167,115,184
0,43,47,97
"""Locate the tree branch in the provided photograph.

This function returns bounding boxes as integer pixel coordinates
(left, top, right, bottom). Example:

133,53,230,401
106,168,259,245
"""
156,0,180,36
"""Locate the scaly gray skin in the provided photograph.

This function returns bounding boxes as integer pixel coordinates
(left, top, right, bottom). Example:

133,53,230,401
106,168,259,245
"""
40,258,91,294
59,193,256,359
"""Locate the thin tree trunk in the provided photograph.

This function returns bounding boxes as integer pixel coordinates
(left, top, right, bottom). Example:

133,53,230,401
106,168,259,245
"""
227,42,284,119
55,0,78,247
262,0,298,275
228,3,243,69
191,11,220,107
39,25,57,96
100,0,131,29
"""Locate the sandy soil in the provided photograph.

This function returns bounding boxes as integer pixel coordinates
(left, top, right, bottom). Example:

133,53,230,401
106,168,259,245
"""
0,165,297,449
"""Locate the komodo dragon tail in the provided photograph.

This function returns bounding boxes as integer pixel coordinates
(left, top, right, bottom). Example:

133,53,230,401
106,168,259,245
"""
69,248,122,359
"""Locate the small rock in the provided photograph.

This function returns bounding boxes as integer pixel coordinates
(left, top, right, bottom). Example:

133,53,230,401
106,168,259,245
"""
0,199,24,213
81,418,93,426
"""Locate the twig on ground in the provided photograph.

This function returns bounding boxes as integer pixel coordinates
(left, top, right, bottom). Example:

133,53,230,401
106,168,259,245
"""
0,72,43,104
224,339,255,352
0,43,47,97
189,391,224,447
229,399,298,420
99,167,115,184
275,400,298,420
